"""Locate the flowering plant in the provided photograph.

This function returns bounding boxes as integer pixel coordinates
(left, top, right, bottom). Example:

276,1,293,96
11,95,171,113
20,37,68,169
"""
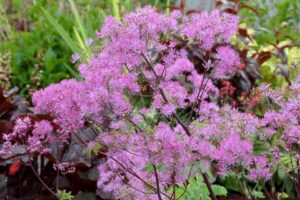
1,6,299,200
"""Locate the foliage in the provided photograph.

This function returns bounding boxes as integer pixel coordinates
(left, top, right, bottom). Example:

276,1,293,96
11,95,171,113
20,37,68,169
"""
238,0,300,88
175,173,228,200
239,0,300,45
1,0,74,96
58,190,74,200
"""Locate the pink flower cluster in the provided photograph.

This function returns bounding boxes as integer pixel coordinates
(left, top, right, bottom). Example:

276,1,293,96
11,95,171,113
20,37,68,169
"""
260,77,300,146
96,103,275,198
31,7,240,137
215,46,240,78
0,117,54,156
2,6,291,199
182,10,238,50
29,7,269,198
53,162,76,175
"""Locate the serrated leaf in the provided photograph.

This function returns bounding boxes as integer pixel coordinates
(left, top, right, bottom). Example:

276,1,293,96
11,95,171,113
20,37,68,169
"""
212,185,228,196
174,174,227,200
278,192,289,199
58,190,74,200
250,190,265,199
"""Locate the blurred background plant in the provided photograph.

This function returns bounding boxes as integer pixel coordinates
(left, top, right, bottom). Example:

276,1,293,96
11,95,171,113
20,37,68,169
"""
237,0,300,88
239,0,300,45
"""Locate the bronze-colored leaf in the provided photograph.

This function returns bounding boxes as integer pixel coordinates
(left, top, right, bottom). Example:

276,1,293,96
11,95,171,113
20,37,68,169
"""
238,28,251,40
216,1,223,8
179,0,185,11
257,51,272,65
223,8,237,15
240,4,259,15
186,9,201,15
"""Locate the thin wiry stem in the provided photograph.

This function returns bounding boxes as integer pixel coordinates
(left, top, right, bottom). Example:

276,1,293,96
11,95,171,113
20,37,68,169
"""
176,164,194,199
153,164,163,200
201,172,217,200
116,173,156,195
29,162,59,199
73,131,172,199
170,170,176,200
142,53,191,136
99,150,172,199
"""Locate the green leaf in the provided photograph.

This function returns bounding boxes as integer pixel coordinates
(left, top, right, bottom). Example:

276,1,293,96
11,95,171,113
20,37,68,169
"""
250,190,265,199
68,0,88,42
191,121,207,128
280,152,297,171
111,0,121,21
211,185,228,197
123,0,133,12
253,139,270,155
277,168,286,181
278,192,289,199
174,173,227,200
166,0,170,15
219,175,244,194
58,190,74,200
73,28,91,59
42,8,80,53
143,164,163,172
64,64,81,80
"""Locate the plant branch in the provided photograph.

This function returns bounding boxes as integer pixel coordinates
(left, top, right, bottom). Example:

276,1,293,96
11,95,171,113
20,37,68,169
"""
98,150,172,199
153,164,163,200
29,162,59,199
201,172,217,200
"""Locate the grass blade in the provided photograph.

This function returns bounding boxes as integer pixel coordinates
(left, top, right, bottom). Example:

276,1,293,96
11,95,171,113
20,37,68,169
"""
111,0,121,21
73,28,91,60
42,8,80,53
166,0,170,15
64,63,81,80
68,0,88,42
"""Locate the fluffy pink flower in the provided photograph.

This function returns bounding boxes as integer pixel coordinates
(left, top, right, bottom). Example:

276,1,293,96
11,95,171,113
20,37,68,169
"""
182,10,238,50
165,58,194,80
214,46,240,78
32,79,85,133
213,134,253,173
71,53,80,63
0,118,54,155
85,38,94,46
283,125,300,144
248,155,272,181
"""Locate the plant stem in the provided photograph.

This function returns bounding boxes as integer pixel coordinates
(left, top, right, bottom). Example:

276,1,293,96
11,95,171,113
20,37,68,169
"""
153,164,163,200
29,162,59,199
201,172,217,200
263,188,273,200
241,173,253,200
